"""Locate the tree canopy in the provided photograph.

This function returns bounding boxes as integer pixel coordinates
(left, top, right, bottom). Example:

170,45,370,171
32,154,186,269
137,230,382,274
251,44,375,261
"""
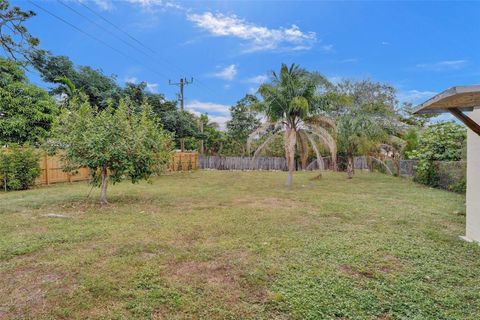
0,57,58,145
327,79,401,177
31,50,122,109
0,1,39,61
225,94,261,155
51,99,173,204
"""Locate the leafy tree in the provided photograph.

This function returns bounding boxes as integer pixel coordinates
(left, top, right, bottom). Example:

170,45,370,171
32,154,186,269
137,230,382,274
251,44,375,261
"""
0,144,40,191
251,64,337,186
31,50,121,109
331,79,400,178
226,94,261,155
406,121,466,161
399,102,436,127
123,81,148,109
51,99,173,204
197,114,225,155
401,127,420,158
121,83,198,151
161,110,198,151
0,57,58,145
0,1,39,61
406,121,466,188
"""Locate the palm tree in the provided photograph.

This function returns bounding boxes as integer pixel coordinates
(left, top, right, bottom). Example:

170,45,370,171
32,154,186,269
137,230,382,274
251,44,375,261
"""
54,76,79,108
333,79,401,178
248,64,337,187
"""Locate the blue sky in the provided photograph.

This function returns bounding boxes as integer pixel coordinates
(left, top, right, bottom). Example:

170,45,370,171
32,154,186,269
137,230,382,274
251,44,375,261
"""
14,0,480,127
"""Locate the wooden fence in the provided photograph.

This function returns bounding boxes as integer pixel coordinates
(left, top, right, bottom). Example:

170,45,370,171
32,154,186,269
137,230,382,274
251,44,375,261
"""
199,155,373,171
36,153,90,185
0,149,199,186
199,155,420,175
171,152,199,172
200,155,288,170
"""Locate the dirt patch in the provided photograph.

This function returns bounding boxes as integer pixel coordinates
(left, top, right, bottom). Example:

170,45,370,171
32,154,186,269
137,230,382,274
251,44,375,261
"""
337,255,404,279
377,255,404,274
165,250,267,307
337,264,375,278
0,266,77,318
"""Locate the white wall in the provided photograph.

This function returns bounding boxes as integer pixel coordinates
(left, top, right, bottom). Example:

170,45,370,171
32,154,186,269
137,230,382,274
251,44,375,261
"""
465,107,480,242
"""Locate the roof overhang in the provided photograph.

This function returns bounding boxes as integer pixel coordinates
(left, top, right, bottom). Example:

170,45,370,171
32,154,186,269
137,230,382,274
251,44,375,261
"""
414,85,480,135
414,85,480,114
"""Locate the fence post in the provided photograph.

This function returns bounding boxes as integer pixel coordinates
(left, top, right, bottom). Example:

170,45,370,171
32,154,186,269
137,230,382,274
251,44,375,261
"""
44,153,49,185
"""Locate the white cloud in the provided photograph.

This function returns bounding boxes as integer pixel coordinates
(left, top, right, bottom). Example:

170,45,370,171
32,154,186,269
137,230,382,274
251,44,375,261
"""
126,0,183,11
398,89,438,104
86,0,114,11
416,60,468,71
205,115,230,130
246,74,268,85
186,100,230,114
187,12,317,52
211,64,237,81
145,82,159,93
185,100,231,129
124,76,158,93
381,41,390,45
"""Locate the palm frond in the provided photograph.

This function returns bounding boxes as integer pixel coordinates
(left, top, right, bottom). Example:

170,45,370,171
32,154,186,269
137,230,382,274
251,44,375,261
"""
303,130,324,172
250,132,282,169
246,121,276,154
369,156,393,175
307,125,337,170
304,115,337,131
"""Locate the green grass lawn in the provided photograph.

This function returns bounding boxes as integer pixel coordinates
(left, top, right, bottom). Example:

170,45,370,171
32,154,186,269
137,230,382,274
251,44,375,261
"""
1,170,478,319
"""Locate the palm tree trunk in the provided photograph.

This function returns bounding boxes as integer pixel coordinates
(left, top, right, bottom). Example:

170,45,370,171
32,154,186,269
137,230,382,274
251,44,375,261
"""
284,127,297,187
297,133,309,170
331,153,338,171
99,165,109,205
347,152,354,179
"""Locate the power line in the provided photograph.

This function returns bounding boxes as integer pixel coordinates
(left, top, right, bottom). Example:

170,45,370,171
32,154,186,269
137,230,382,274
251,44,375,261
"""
76,0,156,55
58,0,153,59
27,0,171,82
74,0,219,97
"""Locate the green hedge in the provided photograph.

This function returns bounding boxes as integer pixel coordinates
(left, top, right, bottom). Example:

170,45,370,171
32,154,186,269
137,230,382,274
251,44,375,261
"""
0,145,41,191
413,160,466,193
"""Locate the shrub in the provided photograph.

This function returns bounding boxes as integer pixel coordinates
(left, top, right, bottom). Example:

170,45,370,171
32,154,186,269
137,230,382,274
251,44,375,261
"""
0,145,41,191
409,122,466,192
413,160,439,188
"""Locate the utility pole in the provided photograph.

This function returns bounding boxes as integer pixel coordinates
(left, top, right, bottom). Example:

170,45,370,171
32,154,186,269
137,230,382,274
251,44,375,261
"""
169,77,193,151
169,77,193,111
198,118,204,154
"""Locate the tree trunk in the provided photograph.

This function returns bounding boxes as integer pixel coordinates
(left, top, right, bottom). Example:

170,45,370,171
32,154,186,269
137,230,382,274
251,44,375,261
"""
99,166,109,205
284,127,297,187
331,153,338,172
180,138,185,152
347,153,354,179
298,134,309,170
